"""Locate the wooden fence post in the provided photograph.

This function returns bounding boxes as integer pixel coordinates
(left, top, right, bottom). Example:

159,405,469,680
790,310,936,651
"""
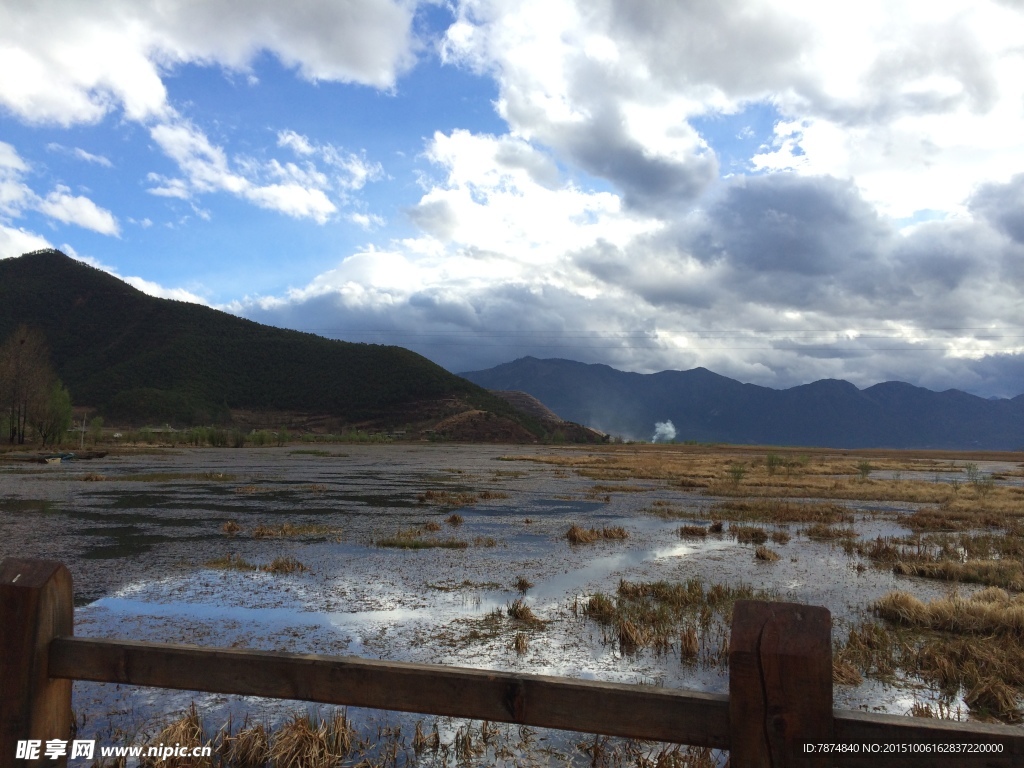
0,559,73,768
729,600,833,767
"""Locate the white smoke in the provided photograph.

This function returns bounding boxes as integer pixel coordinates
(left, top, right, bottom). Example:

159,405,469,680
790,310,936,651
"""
652,420,676,443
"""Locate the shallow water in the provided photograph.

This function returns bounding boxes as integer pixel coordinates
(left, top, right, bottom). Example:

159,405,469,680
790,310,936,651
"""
2,444,1020,758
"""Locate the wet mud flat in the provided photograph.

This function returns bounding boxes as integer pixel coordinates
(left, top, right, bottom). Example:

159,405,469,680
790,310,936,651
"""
2,443,1023,764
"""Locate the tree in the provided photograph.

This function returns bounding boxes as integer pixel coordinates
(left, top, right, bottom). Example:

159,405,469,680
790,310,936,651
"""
33,382,72,447
0,326,65,445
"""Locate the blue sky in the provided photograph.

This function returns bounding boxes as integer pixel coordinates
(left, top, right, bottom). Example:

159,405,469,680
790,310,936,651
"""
3,0,1024,397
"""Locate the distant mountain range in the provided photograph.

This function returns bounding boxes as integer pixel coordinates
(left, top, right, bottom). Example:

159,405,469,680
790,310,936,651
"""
461,357,1024,450
0,250,576,440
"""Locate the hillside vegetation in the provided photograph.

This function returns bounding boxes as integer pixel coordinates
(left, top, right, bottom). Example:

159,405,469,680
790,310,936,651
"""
0,250,550,437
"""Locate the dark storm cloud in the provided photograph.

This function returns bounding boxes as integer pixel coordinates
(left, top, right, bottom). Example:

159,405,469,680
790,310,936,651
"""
970,172,1024,244
501,90,719,214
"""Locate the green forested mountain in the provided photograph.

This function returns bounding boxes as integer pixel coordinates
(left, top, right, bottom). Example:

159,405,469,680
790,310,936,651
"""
0,250,528,430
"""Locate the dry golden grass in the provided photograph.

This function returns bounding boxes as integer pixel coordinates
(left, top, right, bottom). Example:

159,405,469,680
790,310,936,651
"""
506,598,545,626
376,528,469,549
565,524,629,544
204,554,256,571
832,658,864,686
220,520,242,535
446,513,464,526
416,489,509,508
678,524,708,538
770,529,791,545
730,525,768,545
754,545,781,562
221,722,269,768
252,523,336,539
583,578,767,659
804,523,858,540
892,560,1024,591
140,704,212,768
512,631,529,655
513,575,533,593
269,711,355,768
874,589,1024,636
709,499,853,524
422,521,442,532
262,557,308,575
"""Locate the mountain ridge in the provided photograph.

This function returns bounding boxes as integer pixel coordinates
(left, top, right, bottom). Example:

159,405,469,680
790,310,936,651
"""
460,356,1024,450
0,250,552,438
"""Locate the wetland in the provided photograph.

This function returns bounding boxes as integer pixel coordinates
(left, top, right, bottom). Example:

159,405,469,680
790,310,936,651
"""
2,442,1024,766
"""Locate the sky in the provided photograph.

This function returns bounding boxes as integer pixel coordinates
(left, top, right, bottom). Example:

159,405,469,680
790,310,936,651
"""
2,0,1024,398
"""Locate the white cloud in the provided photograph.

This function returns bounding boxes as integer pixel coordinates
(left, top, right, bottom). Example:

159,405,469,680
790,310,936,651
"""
0,0,418,126
0,141,120,235
36,185,120,235
46,143,114,167
441,0,1024,219
0,226,52,259
147,120,385,222
277,130,315,156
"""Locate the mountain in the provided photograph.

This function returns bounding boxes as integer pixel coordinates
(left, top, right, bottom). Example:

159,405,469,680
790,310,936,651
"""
0,250,547,436
460,357,1024,450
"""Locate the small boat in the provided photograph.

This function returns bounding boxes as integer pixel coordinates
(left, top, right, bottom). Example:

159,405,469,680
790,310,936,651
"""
44,456,62,464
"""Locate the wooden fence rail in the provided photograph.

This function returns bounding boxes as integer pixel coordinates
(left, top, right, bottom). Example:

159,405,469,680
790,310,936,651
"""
3,558,1023,767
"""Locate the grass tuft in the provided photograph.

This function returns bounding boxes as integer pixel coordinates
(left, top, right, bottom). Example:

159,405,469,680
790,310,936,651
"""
262,557,308,575
566,524,629,544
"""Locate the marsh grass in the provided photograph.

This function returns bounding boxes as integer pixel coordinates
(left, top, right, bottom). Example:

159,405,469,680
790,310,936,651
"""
446,513,464,526
709,499,853,524
870,589,1024,721
252,523,336,538
513,576,534,593
140,704,212,768
262,556,308,574
565,524,629,544
512,631,529,655
678,525,708,538
416,489,509,508
376,528,469,549
892,560,1024,591
204,554,256,571
583,578,768,659
754,545,780,562
803,523,858,540
109,700,719,768
644,500,693,519
846,532,1024,589
506,598,545,627
730,525,768,545
220,520,241,535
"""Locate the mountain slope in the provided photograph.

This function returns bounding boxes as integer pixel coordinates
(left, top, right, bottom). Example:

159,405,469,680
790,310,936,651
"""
0,250,529,430
460,357,1024,450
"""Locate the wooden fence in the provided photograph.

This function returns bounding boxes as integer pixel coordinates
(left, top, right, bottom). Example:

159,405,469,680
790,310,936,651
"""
2,558,1023,767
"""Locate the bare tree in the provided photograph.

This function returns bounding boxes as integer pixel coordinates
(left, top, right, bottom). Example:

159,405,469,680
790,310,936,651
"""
0,326,57,444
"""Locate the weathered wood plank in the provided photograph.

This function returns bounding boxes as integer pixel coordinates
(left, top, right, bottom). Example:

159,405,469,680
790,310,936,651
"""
830,709,1024,767
0,559,73,768
48,636,732,747
730,599,833,767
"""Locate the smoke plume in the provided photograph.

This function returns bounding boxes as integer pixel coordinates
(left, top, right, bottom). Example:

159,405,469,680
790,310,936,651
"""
652,420,676,443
